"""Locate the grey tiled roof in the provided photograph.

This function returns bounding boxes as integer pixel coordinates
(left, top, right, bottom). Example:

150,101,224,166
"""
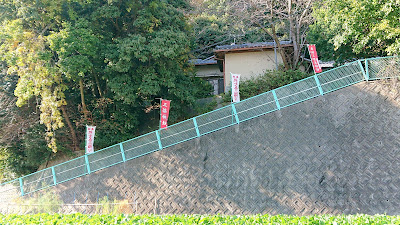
215,41,292,51
189,56,218,65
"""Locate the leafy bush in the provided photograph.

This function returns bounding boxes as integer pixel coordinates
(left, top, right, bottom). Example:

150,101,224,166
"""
223,70,312,102
95,197,133,215
21,192,63,214
4,124,53,177
0,147,10,182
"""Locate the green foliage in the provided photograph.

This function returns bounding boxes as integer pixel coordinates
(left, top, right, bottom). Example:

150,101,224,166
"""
191,16,233,58
0,214,399,224
48,19,100,80
309,0,400,62
105,0,211,126
95,196,132,215
0,147,10,182
5,124,53,177
0,0,212,176
90,99,141,149
189,2,271,59
223,70,312,102
0,68,52,178
0,19,66,152
193,97,218,116
22,192,63,214
96,196,112,214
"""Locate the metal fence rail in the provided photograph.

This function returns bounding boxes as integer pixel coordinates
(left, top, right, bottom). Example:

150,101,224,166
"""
1,56,399,197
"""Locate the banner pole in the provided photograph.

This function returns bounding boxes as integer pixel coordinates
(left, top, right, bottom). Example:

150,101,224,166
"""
156,98,162,130
85,125,87,154
230,72,234,124
307,44,316,76
230,72,233,104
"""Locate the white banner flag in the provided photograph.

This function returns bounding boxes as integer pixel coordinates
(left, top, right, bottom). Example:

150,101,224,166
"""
85,125,96,154
231,73,241,102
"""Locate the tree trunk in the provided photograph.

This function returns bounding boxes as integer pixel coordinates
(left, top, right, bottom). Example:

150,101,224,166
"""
267,1,290,70
288,0,298,70
61,105,79,151
93,73,103,98
79,78,89,120
270,25,290,71
92,69,103,98
254,20,290,71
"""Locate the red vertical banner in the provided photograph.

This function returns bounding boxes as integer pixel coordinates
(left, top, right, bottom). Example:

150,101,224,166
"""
308,44,322,73
160,99,171,129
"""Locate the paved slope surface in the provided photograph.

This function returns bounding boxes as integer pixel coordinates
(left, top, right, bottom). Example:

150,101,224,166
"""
4,79,400,215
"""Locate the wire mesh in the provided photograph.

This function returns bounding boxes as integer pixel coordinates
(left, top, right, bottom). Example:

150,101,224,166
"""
159,120,198,148
196,105,235,135
54,156,88,184
275,76,321,108
318,61,364,94
235,91,277,122
367,56,400,80
0,179,21,200
22,168,54,194
1,202,136,215
87,145,124,173
122,132,159,161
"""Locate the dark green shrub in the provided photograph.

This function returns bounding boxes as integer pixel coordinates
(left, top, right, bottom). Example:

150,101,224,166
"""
223,70,312,102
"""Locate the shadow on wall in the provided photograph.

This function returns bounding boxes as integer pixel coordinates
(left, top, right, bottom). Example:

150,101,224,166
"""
23,79,400,215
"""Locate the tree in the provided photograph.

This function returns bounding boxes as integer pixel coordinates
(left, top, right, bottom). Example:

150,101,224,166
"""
189,0,272,59
48,19,100,121
0,62,53,179
309,0,400,61
0,0,211,176
226,0,315,70
105,0,208,123
0,19,66,152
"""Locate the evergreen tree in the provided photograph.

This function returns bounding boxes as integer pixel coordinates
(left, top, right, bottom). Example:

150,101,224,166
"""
0,0,210,178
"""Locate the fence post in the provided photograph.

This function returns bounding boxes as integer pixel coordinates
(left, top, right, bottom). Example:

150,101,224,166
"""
19,177,24,196
51,166,57,185
155,130,162,150
119,143,126,162
272,90,281,110
231,104,240,124
84,155,91,174
193,117,200,137
358,60,369,81
314,75,324,96
365,60,370,81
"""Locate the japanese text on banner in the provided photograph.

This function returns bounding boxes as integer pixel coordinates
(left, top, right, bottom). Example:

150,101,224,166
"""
308,45,322,73
86,125,96,154
231,73,241,102
160,99,171,129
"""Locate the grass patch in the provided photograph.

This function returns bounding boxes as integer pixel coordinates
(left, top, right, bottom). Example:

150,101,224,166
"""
0,214,399,224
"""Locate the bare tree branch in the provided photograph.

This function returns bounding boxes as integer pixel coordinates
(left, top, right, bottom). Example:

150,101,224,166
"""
226,0,318,69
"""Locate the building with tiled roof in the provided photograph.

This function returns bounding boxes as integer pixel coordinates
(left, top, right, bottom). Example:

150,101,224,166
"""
190,56,224,95
192,41,332,94
214,41,293,92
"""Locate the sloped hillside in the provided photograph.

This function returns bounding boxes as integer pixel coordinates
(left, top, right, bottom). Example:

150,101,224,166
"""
38,79,400,215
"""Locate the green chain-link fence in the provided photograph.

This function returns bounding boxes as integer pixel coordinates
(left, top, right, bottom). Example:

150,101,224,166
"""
1,56,399,198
